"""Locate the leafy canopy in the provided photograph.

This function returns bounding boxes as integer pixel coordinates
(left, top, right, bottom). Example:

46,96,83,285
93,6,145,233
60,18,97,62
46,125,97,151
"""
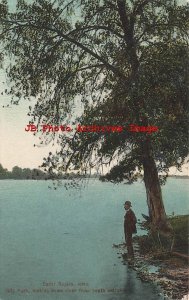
0,0,188,182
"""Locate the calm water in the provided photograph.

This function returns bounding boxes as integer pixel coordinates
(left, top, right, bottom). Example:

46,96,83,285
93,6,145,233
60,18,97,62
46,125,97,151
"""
0,179,188,300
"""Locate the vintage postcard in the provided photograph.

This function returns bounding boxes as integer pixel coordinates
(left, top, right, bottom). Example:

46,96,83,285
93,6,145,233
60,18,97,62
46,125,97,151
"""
0,0,188,299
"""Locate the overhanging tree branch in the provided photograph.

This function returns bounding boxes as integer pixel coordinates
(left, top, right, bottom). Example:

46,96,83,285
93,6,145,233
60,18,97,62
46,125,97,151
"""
68,25,124,39
1,18,128,81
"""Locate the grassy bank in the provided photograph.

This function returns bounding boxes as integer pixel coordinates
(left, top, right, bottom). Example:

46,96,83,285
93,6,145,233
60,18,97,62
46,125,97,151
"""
129,215,189,299
169,215,188,253
137,215,189,257
115,216,188,299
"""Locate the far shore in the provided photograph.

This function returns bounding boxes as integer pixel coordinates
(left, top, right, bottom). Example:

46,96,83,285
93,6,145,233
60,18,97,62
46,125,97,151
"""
0,175,188,180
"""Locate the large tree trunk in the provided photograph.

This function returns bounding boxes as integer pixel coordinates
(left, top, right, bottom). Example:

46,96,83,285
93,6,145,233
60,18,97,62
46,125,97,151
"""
142,139,172,234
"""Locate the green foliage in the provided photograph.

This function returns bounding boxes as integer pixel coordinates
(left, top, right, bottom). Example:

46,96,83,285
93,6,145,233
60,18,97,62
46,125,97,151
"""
0,164,49,179
0,163,8,178
138,215,189,255
169,215,189,249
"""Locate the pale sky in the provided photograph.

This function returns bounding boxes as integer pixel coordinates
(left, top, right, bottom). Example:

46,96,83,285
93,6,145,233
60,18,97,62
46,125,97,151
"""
0,68,55,170
0,0,188,174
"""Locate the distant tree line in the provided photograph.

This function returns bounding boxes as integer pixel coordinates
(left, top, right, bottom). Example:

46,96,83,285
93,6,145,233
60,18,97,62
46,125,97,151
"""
0,164,49,180
0,164,98,180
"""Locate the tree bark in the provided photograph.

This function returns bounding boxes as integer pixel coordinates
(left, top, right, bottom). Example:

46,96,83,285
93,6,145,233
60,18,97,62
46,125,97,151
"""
116,3,172,234
141,139,172,234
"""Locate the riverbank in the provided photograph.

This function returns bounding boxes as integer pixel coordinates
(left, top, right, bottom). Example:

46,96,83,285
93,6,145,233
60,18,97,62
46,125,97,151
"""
114,242,188,299
114,215,189,300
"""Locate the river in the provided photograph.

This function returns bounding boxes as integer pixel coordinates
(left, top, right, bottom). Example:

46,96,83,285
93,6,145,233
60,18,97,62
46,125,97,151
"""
0,178,188,300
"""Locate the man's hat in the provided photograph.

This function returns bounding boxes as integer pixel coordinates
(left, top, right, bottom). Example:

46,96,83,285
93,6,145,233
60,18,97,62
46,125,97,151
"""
124,201,132,207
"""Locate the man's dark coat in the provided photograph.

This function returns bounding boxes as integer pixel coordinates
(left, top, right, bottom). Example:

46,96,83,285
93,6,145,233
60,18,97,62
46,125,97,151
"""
124,208,137,234
124,208,137,257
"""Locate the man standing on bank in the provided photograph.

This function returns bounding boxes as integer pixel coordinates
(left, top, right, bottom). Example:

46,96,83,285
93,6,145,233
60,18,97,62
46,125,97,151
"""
124,201,137,258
